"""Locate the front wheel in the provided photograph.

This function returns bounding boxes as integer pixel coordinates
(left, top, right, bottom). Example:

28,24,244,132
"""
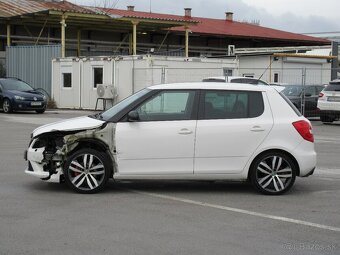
250,152,297,195
64,149,111,194
3,99,12,113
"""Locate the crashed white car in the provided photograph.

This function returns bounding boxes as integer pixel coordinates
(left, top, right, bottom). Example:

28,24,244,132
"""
25,83,316,195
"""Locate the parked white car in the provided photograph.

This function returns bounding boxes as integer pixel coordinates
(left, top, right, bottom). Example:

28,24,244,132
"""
317,80,340,123
25,83,316,195
202,76,284,91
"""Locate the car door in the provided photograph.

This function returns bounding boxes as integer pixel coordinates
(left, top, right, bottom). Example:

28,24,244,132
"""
303,86,316,113
115,90,198,175
194,89,273,174
0,84,3,107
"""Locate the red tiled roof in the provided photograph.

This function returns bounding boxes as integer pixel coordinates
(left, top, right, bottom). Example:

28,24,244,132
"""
172,17,329,44
98,7,198,23
100,8,329,44
0,0,330,44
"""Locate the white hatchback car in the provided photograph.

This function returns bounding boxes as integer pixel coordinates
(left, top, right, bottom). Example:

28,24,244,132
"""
25,83,316,195
317,80,340,123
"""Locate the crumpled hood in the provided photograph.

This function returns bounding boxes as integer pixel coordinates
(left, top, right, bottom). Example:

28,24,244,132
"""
32,116,105,138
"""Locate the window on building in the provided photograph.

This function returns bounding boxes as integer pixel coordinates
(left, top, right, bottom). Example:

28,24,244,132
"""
63,73,72,88
93,67,103,88
274,73,279,83
223,68,233,77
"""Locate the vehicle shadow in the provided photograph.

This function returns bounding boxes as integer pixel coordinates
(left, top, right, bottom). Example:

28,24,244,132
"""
109,180,257,195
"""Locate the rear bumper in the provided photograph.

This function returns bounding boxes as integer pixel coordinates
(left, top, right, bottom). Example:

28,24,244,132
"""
319,110,340,118
292,140,317,177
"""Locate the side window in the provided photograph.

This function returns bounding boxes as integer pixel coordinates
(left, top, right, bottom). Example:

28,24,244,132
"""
202,90,264,119
304,86,315,96
257,80,268,85
136,91,196,121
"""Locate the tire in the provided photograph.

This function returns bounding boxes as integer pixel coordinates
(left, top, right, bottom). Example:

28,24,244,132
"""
36,109,46,114
64,148,111,194
249,151,297,195
3,99,12,113
320,115,333,123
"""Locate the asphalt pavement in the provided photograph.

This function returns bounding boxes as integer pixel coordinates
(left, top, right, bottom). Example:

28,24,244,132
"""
0,110,339,255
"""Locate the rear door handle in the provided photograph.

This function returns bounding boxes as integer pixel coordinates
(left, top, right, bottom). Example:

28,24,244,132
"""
250,126,265,132
178,128,193,135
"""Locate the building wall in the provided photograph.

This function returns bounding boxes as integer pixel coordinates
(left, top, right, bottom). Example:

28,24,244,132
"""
238,55,331,84
52,55,237,109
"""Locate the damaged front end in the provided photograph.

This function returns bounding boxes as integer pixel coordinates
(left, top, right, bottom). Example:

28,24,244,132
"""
25,123,116,183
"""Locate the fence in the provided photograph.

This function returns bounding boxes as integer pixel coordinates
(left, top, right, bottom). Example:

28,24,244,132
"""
134,66,340,118
6,45,61,95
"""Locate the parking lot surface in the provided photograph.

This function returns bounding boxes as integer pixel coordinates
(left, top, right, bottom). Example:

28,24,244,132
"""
0,111,339,255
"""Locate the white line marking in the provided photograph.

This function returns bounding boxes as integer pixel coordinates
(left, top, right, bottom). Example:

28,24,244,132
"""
131,190,340,233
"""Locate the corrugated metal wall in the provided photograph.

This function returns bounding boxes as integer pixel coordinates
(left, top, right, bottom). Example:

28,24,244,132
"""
6,45,61,95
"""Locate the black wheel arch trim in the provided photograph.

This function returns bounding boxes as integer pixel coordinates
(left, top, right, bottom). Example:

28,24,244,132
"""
248,149,300,180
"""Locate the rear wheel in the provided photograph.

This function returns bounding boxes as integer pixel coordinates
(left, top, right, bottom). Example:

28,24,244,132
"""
3,99,12,113
250,152,297,195
320,115,333,123
64,148,111,194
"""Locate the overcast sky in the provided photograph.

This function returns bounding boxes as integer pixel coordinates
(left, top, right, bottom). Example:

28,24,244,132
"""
71,0,340,34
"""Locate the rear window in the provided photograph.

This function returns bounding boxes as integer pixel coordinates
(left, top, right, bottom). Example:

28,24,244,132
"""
279,92,302,116
231,78,257,85
324,85,340,92
202,78,226,83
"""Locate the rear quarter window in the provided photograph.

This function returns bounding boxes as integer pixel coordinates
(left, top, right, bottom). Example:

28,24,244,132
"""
279,92,302,116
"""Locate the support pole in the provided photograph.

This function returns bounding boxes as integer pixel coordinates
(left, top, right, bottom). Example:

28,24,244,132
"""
185,27,190,58
132,21,139,55
61,15,67,58
128,33,133,55
77,29,81,57
6,23,11,47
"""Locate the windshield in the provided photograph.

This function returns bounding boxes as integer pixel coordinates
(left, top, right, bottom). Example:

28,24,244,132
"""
282,86,302,97
100,88,151,121
1,79,34,91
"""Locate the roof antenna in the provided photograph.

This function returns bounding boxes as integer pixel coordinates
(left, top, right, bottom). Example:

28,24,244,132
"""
258,56,275,82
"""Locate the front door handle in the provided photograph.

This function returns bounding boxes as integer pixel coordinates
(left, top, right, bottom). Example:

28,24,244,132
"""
178,128,193,135
250,126,265,132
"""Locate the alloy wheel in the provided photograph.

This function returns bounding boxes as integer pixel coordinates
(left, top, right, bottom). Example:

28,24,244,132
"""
3,100,11,113
254,155,294,194
67,153,106,192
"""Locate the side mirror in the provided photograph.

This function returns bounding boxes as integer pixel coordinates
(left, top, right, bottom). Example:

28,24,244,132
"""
127,110,139,122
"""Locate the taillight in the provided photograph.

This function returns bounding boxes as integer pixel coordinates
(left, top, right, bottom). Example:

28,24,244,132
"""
319,92,324,98
292,120,314,143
